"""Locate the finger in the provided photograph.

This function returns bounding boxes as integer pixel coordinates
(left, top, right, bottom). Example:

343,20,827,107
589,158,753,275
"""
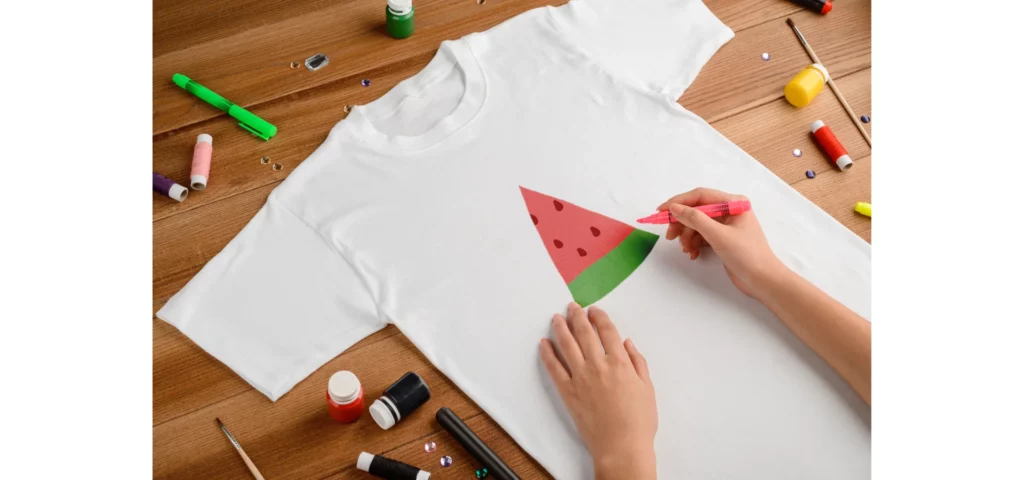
665,222,683,241
690,233,705,260
587,306,625,358
568,302,603,359
658,187,741,211
624,338,652,383
669,203,727,244
540,339,573,389
679,227,698,257
551,313,585,372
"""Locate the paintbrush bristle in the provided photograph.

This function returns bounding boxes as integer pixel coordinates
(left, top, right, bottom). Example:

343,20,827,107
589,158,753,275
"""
786,17,795,27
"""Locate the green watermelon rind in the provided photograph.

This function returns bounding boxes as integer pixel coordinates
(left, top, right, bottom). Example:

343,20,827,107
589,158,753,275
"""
567,229,659,307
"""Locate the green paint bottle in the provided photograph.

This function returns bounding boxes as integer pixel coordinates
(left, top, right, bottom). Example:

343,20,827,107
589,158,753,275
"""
386,0,414,39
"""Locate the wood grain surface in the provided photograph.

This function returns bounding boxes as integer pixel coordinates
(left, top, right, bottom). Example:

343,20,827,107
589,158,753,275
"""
152,0,872,478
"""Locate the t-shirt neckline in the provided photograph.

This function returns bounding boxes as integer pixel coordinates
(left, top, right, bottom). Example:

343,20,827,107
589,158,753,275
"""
346,38,486,152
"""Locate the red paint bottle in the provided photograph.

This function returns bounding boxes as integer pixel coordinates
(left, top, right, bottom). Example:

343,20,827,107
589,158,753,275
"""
326,371,364,423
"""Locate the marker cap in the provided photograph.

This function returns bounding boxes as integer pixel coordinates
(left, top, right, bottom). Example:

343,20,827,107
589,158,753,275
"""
809,63,830,82
190,175,208,191
328,371,362,404
388,0,412,14
356,452,374,472
168,183,188,202
369,399,397,429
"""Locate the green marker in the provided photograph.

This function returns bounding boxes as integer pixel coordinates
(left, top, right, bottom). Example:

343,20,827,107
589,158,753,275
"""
172,73,277,140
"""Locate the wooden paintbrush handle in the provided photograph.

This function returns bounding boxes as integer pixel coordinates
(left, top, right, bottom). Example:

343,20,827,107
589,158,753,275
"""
235,446,266,480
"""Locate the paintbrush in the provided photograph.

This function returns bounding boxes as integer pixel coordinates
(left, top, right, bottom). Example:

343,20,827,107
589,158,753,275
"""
216,417,266,480
787,17,872,147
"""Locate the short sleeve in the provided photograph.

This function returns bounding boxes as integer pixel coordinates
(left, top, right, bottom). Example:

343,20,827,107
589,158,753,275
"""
550,0,734,99
156,196,386,401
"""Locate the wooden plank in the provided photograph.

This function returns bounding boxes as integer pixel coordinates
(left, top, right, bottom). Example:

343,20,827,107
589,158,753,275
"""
322,413,549,479
153,182,273,308
152,0,804,135
154,324,401,425
682,0,871,122
701,68,871,241
154,0,341,57
794,156,872,242
153,0,867,222
153,334,483,479
715,68,871,185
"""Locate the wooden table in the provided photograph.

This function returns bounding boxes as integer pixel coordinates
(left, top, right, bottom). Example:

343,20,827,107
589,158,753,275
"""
153,0,871,477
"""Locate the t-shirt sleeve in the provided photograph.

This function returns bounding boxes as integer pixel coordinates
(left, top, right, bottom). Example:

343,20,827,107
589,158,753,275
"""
156,196,386,401
550,0,734,99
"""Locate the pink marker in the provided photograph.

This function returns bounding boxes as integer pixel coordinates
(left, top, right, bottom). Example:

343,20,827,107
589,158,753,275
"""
636,200,751,224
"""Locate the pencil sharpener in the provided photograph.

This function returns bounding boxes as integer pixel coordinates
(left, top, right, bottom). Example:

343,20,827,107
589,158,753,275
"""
305,54,329,71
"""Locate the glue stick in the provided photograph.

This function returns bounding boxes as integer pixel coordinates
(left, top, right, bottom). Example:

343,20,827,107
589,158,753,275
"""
190,133,213,190
810,120,853,171
785,64,829,108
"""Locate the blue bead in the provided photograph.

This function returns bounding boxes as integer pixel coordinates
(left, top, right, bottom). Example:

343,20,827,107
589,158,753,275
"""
860,115,870,123
361,79,371,87
805,170,816,179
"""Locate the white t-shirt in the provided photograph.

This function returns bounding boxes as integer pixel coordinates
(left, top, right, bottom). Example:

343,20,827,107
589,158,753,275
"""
158,1,871,478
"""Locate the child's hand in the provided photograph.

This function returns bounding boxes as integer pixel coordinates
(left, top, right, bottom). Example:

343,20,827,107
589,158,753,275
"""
540,302,658,480
659,187,787,298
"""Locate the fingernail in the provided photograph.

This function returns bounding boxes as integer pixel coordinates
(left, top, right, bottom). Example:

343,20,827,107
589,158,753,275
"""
568,301,580,311
626,338,635,348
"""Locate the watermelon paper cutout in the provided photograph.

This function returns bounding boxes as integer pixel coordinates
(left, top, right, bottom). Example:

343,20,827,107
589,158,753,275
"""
520,186,658,306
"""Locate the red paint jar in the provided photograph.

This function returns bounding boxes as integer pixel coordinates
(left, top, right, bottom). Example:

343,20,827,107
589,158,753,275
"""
326,371,364,423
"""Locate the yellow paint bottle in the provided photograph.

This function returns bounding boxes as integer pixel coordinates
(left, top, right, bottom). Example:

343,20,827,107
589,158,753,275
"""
784,63,830,108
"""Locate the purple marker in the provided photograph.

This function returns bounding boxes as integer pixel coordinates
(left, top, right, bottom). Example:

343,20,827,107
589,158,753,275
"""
153,172,188,202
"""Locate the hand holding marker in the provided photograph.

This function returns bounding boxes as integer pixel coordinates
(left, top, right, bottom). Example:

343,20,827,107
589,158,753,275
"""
637,200,751,224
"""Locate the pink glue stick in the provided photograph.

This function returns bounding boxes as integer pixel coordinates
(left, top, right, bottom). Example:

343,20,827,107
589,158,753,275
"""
190,133,213,191
636,200,751,224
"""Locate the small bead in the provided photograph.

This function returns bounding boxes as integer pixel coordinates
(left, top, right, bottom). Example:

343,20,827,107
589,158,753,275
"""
361,79,371,87
792,148,803,157
860,115,870,123
440,455,453,467
805,170,816,179
760,52,770,61
424,441,436,453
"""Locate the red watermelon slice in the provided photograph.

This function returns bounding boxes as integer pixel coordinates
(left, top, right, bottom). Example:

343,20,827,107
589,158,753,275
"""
520,186,658,306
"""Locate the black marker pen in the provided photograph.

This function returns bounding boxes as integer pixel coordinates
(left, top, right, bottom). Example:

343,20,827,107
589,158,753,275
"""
436,407,520,480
